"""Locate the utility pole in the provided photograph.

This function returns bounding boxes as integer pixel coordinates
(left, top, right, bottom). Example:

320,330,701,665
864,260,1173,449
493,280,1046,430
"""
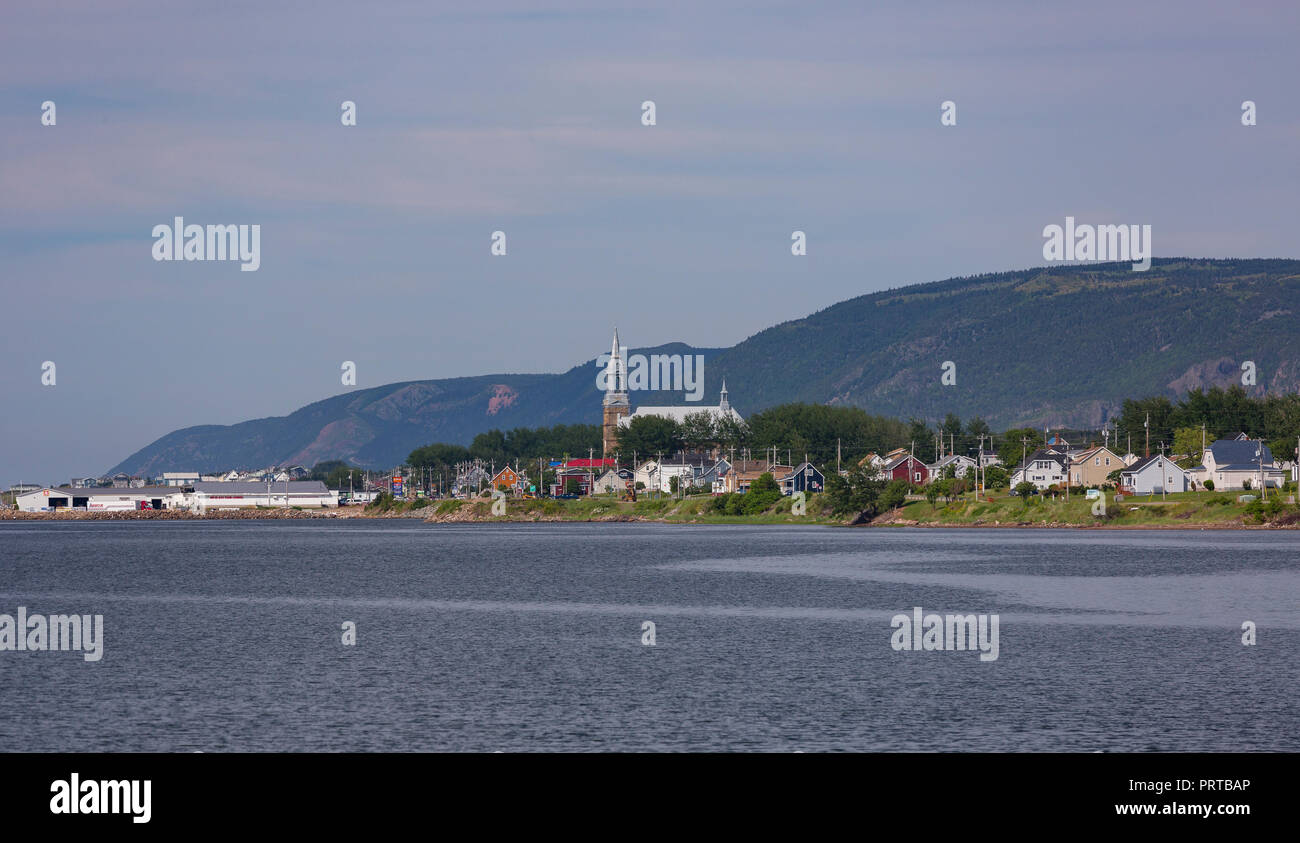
1258,439,1266,502
1144,412,1150,458
1164,442,1175,499
837,439,841,475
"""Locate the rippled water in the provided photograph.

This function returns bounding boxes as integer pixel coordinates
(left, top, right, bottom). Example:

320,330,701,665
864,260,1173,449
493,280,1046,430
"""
0,521,1295,751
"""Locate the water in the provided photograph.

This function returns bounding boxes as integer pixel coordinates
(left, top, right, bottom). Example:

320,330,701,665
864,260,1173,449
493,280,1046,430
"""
0,521,1295,751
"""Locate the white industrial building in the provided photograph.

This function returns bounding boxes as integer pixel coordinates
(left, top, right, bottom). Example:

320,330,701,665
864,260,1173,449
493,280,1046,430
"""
15,480,338,512
16,486,181,512
186,481,338,509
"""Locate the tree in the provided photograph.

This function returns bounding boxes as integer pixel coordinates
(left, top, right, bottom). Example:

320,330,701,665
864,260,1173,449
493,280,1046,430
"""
880,478,910,510
741,472,782,514
925,483,940,507
679,411,717,452
999,428,1044,468
1171,427,1205,463
616,415,681,456
907,418,932,452
941,413,963,451
409,443,471,470
965,416,991,443
825,466,886,516
1014,481,1037,498
564,477,581,495
984,465,1009,489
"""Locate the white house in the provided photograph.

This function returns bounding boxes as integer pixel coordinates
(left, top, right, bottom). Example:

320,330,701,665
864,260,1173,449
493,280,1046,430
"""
1010,450,1068,490
931,454,977,479
1197,439,1285,490
592,468,633,495
1120,455,1190,495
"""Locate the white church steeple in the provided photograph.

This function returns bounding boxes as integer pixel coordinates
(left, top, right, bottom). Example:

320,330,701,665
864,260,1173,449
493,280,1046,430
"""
603,327,628,406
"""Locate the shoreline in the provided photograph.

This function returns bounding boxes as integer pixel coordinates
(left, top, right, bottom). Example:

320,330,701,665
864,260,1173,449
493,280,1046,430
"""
0,506,1288,530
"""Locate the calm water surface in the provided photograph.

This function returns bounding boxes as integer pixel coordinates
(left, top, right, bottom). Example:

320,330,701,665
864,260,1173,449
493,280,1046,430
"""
0,521,1295,751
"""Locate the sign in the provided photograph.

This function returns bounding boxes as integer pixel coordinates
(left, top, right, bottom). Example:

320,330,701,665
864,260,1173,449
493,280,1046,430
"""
392,477,404,497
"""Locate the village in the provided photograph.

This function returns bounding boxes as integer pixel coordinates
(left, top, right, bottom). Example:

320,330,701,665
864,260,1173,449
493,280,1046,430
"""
7,332,1299,515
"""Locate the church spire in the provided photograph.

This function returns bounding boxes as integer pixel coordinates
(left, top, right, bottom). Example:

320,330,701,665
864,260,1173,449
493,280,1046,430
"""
603,327,627,405
719,379,730,411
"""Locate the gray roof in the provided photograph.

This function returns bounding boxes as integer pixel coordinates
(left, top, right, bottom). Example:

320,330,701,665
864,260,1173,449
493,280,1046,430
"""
1208,440,1273,466
1122,455,1183,475
42,486,176,496
193,481,329,494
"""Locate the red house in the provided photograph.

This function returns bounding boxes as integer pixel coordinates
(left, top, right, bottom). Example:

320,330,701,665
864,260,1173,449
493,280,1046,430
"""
884,454,929,485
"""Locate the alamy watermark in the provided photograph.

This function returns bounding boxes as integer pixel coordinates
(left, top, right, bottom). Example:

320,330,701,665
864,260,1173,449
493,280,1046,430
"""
50,774,150,823
152,217,260,271
0,607,103,661
1042,216,1151,271
890,607,999,661
597,346,705,400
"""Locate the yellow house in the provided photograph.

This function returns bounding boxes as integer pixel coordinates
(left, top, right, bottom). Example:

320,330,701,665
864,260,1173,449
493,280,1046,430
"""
1069,446,1125,487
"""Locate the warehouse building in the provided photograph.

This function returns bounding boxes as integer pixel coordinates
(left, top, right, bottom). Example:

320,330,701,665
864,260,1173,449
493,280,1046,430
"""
16,486,180,512
187,481,338,509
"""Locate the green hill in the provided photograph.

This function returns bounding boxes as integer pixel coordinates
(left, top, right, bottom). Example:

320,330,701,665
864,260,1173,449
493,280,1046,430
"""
108,258,1300,474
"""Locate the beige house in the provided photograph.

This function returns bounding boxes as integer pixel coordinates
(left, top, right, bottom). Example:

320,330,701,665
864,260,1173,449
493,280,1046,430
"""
1068,446,1126,488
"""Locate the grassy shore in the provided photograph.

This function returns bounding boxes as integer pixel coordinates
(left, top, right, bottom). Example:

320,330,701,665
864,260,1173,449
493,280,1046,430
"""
7,490,1294,528
379,488,1300,528
879,489,1299,528
371,493,843,524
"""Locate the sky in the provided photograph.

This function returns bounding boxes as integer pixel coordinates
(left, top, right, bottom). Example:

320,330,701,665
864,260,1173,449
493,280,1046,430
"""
2,0,1299,487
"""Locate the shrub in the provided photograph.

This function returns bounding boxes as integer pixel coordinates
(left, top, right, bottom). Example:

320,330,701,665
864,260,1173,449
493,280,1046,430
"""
880,479,910,510
1204,479,1215,491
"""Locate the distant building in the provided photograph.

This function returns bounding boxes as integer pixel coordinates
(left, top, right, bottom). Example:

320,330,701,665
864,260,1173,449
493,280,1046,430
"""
1010,450,1067,490
16,486,179,512
724,460,793,494
1196,439,1284,490
491,466,527,493
778,462,825,495
1121,456,1191,495
931,454,977,479
1068,446,1126,488
188,481,337,509
601,329,631,457
161,472,200,487
697,458,732,494
620,381,744,433
883,453,929,485
552,466,595,496
592,468,633,495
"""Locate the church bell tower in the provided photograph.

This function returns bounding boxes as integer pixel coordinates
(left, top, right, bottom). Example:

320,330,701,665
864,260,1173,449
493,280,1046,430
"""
602,328,629,458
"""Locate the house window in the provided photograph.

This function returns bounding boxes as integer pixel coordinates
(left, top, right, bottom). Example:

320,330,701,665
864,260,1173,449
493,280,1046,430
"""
1095,457,1100,466
914,472,921,482
1105,458,1110,466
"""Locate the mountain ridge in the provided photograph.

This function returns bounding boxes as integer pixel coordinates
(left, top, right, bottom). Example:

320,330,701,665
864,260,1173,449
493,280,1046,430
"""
108,258,1300,474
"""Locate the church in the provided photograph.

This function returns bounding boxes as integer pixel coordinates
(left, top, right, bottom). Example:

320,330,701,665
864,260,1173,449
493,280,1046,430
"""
600,329,743,456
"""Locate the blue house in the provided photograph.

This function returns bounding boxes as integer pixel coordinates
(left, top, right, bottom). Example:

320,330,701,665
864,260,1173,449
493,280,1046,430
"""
779,462,825,495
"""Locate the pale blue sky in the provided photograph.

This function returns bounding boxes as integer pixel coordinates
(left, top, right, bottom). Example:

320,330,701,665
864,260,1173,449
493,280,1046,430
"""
2,0,1298,486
